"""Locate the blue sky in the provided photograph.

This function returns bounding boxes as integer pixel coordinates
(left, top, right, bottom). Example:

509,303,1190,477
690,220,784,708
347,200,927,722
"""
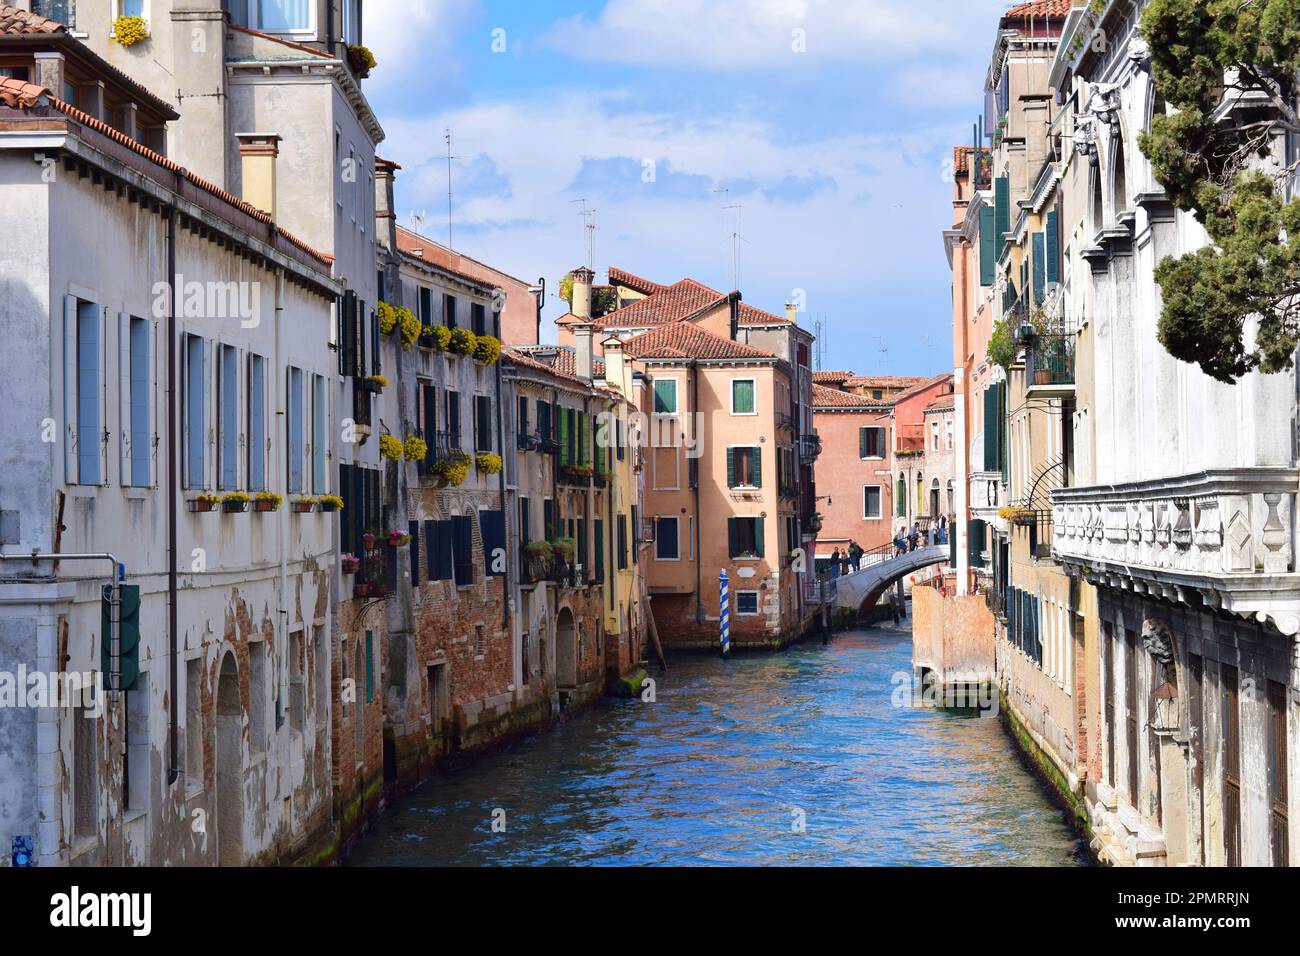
365,0,1012,376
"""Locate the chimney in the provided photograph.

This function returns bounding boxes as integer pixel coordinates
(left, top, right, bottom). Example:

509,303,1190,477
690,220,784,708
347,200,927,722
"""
728,291,740,341
236,133,282,218
572,267,594,320
602,335,627,399
786,301,798,323
374,157,401,253
573,322,595,384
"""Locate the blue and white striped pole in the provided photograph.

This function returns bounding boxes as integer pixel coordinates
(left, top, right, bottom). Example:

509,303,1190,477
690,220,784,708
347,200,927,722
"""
719,569,730,658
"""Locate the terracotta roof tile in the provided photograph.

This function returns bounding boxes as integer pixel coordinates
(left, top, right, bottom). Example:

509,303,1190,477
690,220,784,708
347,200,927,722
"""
812,370,855,384
845,374,931,390
622,322,776,362
0,74,47,108
595,278,722,328
0,4,65,36
1003,1,1071,23
812,383,881,409
607,266,664,295
510,344,605,381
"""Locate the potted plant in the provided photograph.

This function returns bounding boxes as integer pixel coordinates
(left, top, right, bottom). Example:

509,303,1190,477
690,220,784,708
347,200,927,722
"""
404,435,429,462
347,44,377,78
379,433,403,461
291,496,317,514
448,327,477,356
398,308,421,351
366,374,388,393
221,491,252,514
475,452,502,475
361,531,377,549
386,529,412,547
431,451,471,487
113,15,149,47
378,302,398,336
190,492,220,513
318,495,344,513
341,553,361,575
253,491,282,513
472,334,502,366
524,539,553,579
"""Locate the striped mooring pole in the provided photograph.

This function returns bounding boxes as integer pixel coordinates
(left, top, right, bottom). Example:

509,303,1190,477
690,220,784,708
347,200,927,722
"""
719,569,730,658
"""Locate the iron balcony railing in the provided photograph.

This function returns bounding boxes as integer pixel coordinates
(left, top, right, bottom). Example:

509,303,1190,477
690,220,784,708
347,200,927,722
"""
799,432,822,465
427,430,464,465
1026,332,1076,389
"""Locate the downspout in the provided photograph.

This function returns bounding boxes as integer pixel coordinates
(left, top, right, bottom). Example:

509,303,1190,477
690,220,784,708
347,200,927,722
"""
276,269,289,721
691,360,702,624
165,205,179,786
493,300,509,630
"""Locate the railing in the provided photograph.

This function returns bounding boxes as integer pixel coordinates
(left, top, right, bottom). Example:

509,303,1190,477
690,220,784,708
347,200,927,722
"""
427,430,464,464
1026,332,1076,389
1052,468,1300,634
352,381,372,428
799,432,822,465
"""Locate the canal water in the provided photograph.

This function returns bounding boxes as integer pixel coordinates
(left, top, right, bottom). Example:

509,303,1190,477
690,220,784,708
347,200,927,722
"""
347,624,1087,866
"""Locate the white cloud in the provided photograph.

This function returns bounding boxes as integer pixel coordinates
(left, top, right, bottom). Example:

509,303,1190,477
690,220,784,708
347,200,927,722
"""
537,0,996,71
362,0,480,103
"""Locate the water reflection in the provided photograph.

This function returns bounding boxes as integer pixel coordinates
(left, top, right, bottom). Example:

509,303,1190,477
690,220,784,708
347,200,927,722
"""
347,626,1087,867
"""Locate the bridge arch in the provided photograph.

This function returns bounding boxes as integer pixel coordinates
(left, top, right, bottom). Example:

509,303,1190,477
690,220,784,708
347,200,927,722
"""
834,545,951,616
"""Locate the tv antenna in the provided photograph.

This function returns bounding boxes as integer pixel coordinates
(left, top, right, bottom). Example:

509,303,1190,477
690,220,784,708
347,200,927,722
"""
813,316,827,370
409,210,427,233
570,198,597,273
714,188,746,290
876,336,890,372
444,127,459,249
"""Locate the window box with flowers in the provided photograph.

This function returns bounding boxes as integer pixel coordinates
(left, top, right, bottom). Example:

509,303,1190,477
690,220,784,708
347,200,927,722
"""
472,334,501,366
396,307,420,351
221,492,252,514
447,327,477,357
291,496,317,514
361,531,377,549
355,582,389,598
475,452,502,475
189,492,220,513
431,451,471,487
341,553,361,575
113,16,150,48
385,529,412,548
253,491,282,513
420,324,451,352
318,495,344,514
347,44,377,79
366,374,388,394
524,539,553,581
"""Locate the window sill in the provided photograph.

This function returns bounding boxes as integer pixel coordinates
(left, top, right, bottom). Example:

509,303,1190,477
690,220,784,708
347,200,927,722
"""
123,487,149,499
123,807,147,824
68,485,99,498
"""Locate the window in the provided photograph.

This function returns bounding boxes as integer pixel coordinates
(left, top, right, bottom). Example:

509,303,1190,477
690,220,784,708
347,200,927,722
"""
32,1,74,28
655,517,680,561
863,485,882,519
287,366,305,493
446,390,461,445
731,378,756,415
735,591,760,615
288,633,304,733
475,395,493,452
114,0,146,19
128,317,151,487
248,354,266,491
182,333,206,489
443,294,458,329
728,517,764,559
238,0,315,35
653,378,677,414
727,447,761,488
342,0,361,45
312,375,328,493
219,345,239,490
617,514,628,570
418,287,433,328
75,302,103,485
471,302,487,337
365,631,375,703
859,426,884,460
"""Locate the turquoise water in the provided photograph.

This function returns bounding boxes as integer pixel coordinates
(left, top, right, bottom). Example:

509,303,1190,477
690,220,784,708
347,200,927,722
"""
347,625,1087,866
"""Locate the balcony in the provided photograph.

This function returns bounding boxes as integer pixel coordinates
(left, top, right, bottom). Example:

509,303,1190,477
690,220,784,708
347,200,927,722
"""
1052,468,1300,635
799,432,822,465
1025,332,1076,398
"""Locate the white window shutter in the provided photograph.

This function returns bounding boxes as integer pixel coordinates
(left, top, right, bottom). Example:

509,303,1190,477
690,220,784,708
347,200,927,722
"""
63,295,78,485
203,337,212,489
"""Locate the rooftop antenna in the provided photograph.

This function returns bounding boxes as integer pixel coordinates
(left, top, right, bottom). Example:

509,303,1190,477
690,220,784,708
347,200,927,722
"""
444,127,459,249
570,198,597,273
409,210,427,233
876,336,890,373
814,316,827,371
714,187,745,290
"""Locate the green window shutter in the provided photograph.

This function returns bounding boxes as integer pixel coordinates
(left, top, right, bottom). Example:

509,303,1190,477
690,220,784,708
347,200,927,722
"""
979,205,996,287
579,412,589,465
998,381,1009,482
1046,209,1060,286
578,517,587,568
994,176,1010,253
654,380,674,413
968,519,986,569
726,448,736,488
594,518,605,583
728,518,738,558
859,426,867,459
752,446,762,488
630,506,638,565
755,517,765,558
558,408,570,465
1032,231,1046,306
983,386,997,472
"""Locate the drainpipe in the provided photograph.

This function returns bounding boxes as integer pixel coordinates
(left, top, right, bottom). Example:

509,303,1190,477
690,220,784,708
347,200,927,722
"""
493,297,509,630
691,360,702,624
275,268,289,724
165,205,179,785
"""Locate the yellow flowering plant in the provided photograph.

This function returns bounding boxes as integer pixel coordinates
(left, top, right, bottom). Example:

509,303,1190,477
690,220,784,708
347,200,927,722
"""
113,16,149,47
432,451,471,486
398,308,421,350
379,434,403,461
472,334,502,366
403,435,428,461
475,453,503,475
377,302,398,335
448,327,477,356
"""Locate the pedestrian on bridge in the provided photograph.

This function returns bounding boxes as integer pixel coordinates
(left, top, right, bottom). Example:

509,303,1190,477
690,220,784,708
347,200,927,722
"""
908,522,920,552
830,549,842,578
894,528,906,556
839,550,850,576
849,541,863,571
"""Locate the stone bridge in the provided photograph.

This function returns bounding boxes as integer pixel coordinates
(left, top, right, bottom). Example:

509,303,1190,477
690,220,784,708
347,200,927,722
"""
834,545,950,614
